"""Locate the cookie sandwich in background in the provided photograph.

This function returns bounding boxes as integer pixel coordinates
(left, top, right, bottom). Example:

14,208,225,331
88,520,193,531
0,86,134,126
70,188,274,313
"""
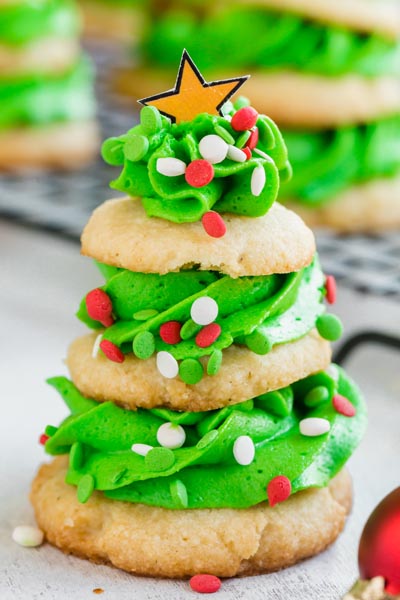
31,53,367,581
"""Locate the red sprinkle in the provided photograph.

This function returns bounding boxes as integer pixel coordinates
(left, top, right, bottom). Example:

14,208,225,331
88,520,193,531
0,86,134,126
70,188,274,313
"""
246,127,259,150
86,288,114,327
195,323,221,348
189,574,221,594
231,106,258,131
267,475,292,507
333,394,356,417
100,339,125,363
242,146,252,160
185,160,214,188
160,321,182,345
39,434,49,445
202,211,227,238
325,275,337,305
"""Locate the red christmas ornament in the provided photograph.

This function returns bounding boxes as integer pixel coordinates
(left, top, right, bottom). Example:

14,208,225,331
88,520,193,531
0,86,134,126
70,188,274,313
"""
195,323,221,348
359,487,400,595
246,127,259,150
242,146,252,160
267,475,292,507
100,339,125,363
86,288,114,327
160,321,182,345
202,211,227,238
189,574,221,594
325,275,337,305
333,394,356,417
185,159,214,188
39,433,49,445
231,106,258,131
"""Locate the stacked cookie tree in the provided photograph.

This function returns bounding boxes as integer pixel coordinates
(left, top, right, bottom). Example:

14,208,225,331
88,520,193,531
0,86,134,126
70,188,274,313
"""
123,0,400,231
0,0,98,169
32,53,367,580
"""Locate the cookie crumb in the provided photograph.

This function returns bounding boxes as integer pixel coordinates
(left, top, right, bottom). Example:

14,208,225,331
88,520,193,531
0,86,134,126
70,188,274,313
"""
343,577,395,600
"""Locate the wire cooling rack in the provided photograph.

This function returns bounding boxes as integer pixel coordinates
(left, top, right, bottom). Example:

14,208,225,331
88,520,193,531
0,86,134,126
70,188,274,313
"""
1,42,399,299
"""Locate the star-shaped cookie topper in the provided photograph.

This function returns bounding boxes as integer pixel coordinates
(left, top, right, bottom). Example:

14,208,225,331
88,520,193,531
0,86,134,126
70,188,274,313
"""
139,49,249,124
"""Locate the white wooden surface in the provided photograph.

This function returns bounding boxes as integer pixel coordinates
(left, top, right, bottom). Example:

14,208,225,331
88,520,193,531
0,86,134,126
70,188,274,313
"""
1,220,400,600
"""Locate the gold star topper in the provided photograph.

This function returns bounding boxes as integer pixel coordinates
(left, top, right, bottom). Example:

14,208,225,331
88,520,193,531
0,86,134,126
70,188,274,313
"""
139,50,249,124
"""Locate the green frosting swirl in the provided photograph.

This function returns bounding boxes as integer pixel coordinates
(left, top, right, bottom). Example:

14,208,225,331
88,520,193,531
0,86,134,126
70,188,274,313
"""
0,0,80,46
142,7,400,78
102,100,291,223
0,58,96,129
280,115,400,205
43,366,367,509
77,256,330,382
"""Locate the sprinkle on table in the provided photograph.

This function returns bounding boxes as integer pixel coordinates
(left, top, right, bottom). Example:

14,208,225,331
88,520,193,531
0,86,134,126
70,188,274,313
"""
267,475,292,507
233,435,255,466
333,394,356,417
325,275,337,305
156,157,187,177
157,422,186,449
231,106,258,131
160,321,182,345
85,288,114,327
189,574,222,594
100,339,125,363
185,159,214,188
191,297,219,326
199,134,228,164
195,323,222,348
201,211,227,238
300,417,331,437
156,351,179,378
12,525,44,548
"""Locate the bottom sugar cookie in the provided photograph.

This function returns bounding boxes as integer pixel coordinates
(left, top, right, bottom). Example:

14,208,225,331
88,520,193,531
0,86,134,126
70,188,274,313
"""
31,457,352,578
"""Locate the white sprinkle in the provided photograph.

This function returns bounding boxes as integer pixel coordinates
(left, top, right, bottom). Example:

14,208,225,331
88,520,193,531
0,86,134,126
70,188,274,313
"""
251,165,266,196
156,351,179,379
326,364,340,382
190,296,219,326
199,134,228,164
12,525,44,548
253,147,274,163
227,145,246,163
157,422,186,449
300,418,331,437
224,115,232,122
233,435,255,466
131,443,153,456
156,157,186,177
92,333,103,358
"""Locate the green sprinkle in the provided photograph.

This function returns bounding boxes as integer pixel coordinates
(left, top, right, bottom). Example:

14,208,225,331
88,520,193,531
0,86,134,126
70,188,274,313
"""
256,388,293,417
179,358,204,385
304,386,330,407
44,425,58,437
245,330,272,355
101,137,125,166
69,442,84,470
170,479,188,508
77,474,95,504
234,96,251,109
280,162,293,183
140,105,162,134
145,447,175,472
196,429,218,450
207,349,223,376
124,135,149,162
180,319,201,340
214,124,235,145
133,309,159,321
133,331,155,359
235,130,251,149
111,469,128,484
257,118,275,150
316,314,343,342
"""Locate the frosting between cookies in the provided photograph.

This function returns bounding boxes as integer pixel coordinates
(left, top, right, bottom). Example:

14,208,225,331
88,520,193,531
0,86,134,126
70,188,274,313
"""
43,366,367,509
0,0,80,46
102,100,291,223
280,114,400,205
0,58,96,129
142,6,400,77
